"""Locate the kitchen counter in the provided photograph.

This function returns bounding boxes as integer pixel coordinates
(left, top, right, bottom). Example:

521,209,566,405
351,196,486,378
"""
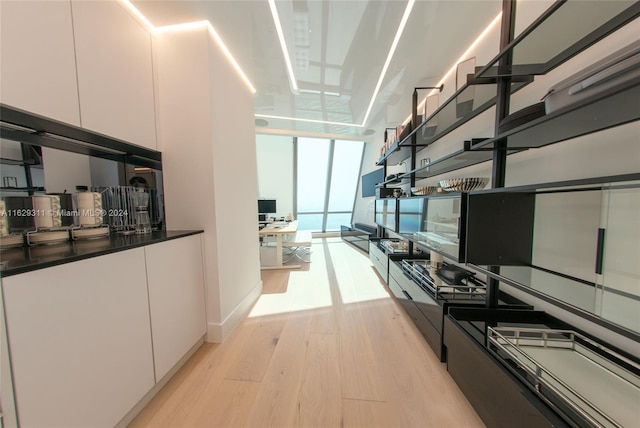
0,230,203,277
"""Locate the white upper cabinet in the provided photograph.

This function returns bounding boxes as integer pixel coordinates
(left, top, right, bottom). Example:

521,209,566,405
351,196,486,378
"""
0,1,81,126
71,0,157,150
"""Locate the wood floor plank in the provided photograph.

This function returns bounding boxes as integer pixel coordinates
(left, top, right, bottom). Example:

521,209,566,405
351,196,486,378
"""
342,398,395,428
129,317,262,426
224,318,287,382
187,379,261,428
297,333,342,428
243,311,313,428
358,298,484,428
338,306,387,402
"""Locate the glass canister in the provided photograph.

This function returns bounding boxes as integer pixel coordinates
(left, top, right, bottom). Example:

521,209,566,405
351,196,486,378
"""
133,188,151,234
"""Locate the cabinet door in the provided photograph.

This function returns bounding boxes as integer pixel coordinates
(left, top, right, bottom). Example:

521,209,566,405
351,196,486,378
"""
598,184,640,333
369,243,388,282
1,249,155,427
0,1,80,125
145,235,207,380
72,0,157,150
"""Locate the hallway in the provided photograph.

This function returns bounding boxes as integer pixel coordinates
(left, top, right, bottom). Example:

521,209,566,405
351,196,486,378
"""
130,238,484,427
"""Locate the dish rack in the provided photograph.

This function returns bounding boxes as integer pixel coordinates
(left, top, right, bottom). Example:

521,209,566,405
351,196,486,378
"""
401,259,486,299
488,327,640,428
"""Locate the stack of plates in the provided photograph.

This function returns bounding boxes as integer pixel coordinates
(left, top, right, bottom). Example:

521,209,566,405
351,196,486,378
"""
439,177,489,193
28,231,69,246
72,227,109,240
0,200,8,236
0,234,24,250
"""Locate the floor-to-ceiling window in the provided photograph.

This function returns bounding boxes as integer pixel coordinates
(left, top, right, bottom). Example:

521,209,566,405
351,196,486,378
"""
295,137,364,232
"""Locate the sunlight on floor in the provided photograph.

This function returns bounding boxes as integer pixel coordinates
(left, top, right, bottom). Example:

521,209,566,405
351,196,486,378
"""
249,238,391,318
249,241,333,318
329,241,392,305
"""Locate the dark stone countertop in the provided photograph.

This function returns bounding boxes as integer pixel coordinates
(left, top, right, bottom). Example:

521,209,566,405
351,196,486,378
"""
0,230,204,278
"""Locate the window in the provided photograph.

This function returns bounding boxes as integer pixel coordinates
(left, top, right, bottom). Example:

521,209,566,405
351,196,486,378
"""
295,137,364,232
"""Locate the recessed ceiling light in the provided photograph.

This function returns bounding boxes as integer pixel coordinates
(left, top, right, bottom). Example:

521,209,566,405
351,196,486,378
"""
255,119,269,127
363,129,375,136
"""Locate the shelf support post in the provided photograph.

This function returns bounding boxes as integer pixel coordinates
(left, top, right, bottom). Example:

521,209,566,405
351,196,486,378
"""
488,0,517,308
411,85,443,188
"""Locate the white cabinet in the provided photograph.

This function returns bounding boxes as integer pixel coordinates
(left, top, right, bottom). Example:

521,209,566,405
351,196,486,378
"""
145,235,206,380
1,249,155,427
72,0,157,150
0,0,80,126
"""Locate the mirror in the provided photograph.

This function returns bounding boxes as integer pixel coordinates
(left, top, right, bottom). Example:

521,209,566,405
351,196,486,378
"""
0,137,164,232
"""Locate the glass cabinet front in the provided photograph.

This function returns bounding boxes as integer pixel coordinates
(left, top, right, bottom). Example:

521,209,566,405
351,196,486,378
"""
375,198,397,232
397,194,465,261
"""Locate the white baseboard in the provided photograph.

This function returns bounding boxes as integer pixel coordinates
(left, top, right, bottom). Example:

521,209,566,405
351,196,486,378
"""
206,279,263,343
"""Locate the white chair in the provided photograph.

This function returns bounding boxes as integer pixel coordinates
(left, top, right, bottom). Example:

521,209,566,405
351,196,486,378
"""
282,231,312,263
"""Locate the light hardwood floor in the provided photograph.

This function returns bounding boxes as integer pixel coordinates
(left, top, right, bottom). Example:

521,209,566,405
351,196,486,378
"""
129,238,485,428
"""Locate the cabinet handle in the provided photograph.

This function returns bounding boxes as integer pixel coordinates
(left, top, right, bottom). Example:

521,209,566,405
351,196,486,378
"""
402,290,413,300
595,228,605,275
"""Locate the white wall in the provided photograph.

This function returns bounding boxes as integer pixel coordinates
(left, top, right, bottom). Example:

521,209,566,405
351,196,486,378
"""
208,34,261,331
42,147,91,193
256,134,294,218
89,157,121,188
155,26,261,343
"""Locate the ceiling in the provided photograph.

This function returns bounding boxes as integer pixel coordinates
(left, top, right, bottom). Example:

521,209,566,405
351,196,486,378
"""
132,0,502,141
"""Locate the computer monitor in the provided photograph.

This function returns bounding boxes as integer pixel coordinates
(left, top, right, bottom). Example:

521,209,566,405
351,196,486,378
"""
258,199,277,215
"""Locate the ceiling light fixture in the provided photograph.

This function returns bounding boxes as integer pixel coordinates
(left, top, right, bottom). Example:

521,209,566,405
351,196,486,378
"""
117,0,156,34
269,0,299,93
361,0,416,127
120,0,256,94
155,20,209,33
255,114,363,128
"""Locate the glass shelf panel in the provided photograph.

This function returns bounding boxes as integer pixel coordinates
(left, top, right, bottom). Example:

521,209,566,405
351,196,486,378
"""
476,0,640,78
472,81,640,150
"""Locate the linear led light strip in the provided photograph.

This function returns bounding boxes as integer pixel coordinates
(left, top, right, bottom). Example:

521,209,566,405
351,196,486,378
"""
266,0,415,128
120,0,499,131
404,11,503,125
268,0,298,93
119,0,256,94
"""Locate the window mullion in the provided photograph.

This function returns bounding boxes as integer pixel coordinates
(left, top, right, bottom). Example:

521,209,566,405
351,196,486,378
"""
322,139,335,233
293,137,298,219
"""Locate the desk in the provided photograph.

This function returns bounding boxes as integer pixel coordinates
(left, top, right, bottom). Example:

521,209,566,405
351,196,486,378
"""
258,220,299,269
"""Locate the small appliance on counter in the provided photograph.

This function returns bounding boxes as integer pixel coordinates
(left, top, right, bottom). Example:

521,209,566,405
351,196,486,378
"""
133,188,151,234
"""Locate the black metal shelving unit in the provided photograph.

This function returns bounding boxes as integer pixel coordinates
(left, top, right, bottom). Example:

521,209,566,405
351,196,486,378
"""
374,2,640,425
376,79,531,169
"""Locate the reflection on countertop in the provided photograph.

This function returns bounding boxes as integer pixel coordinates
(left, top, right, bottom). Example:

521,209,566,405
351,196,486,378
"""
0,230,203,277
